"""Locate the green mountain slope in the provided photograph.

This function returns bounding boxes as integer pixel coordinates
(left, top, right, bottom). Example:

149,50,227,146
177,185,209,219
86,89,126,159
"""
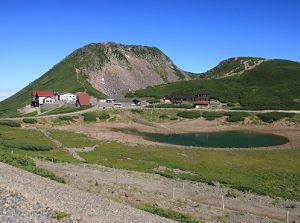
0,42,192,118
0,52,106,118
132,59,300,110
199,57,266,78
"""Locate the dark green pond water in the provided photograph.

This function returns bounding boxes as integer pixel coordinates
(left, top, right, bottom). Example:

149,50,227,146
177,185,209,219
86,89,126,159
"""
142,131,289,148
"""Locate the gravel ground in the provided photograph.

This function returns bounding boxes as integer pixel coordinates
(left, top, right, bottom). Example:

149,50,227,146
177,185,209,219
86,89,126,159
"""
0,162,176,223
35,161,300,223
0,187,84,223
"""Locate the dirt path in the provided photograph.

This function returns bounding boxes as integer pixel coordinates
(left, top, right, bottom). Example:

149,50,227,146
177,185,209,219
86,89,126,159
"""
35,160,300,223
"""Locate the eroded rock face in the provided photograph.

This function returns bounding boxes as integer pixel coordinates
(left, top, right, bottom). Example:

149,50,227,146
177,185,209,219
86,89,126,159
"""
70,42,191,95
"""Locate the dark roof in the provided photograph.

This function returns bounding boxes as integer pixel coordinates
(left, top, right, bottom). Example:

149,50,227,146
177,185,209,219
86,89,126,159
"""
132,99,141,103
77,92,90,106
32,91,54,97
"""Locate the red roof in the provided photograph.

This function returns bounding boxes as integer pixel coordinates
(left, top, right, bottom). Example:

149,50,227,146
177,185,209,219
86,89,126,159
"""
194,101,209,105
77,92,90,106
32,91,54,97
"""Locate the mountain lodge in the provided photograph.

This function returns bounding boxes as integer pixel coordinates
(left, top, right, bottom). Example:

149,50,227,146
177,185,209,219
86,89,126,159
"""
164,91,210,108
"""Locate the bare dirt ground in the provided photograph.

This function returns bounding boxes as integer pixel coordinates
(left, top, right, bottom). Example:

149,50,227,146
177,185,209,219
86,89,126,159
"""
36,118,300,223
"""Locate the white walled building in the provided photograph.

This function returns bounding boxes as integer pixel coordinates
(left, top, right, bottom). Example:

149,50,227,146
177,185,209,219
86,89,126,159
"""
59,93,77,102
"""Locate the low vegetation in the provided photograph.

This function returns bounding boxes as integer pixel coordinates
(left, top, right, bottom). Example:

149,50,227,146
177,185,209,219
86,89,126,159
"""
257,112,294,123
0,125,79,163
22,118,38,124
139,203,201,223
82,112,97,122
48,130,97,148
224,112,249,122
289,113,300,123
177,111,201,119
98,112,110,120
51,211,70,220
58,115,79,122
202,111,224,120
0,139,53,151
0,150,65,183
78,139,300,201
81,111,113,122
0,120,21,127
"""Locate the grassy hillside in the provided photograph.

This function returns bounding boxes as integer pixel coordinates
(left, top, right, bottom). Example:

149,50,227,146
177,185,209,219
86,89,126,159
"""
200,57,265,78
131,59,300,110
0,52,106,118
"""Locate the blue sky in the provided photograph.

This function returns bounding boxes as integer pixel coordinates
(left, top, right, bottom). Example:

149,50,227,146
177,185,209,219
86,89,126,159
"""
0,0,299,101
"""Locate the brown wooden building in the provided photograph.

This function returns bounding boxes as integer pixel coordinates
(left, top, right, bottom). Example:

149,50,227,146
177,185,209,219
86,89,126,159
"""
165,91,210,104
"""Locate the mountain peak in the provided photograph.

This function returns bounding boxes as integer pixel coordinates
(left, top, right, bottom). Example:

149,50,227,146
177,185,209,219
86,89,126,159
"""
66,42,191,95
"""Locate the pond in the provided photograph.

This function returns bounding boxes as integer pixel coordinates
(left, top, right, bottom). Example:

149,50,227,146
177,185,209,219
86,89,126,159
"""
142,131,289,148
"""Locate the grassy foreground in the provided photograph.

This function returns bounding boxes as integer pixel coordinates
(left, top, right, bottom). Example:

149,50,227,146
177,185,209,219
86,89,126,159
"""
79,141,300,201
0,120,300,201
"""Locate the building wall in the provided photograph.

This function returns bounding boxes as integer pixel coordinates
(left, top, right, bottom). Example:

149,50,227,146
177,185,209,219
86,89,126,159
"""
60,93,76,101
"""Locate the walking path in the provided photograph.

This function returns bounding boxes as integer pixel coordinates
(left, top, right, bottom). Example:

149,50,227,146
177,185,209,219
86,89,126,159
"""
0,162,176,223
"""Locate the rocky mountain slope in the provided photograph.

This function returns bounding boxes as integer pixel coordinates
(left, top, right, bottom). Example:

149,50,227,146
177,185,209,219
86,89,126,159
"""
68,42,192,95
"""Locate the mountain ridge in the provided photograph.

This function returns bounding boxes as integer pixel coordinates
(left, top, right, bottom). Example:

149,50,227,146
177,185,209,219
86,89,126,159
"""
1,42,299,117
66,42,192,95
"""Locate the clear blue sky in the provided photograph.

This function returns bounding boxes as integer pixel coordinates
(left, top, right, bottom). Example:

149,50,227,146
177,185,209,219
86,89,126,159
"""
1,0,299,101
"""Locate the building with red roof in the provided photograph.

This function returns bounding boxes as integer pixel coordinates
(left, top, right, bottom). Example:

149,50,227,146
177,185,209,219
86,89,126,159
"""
193,100,209,108
31,91,55,107
76,92,90,107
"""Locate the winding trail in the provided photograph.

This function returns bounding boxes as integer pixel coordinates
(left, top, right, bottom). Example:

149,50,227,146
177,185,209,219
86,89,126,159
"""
39,128,89,162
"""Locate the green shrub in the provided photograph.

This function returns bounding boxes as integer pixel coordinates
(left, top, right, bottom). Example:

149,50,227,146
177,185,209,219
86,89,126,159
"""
82,112,97,122
177,111,201,119
159,114,169,119
99,112,110,120
0,121,21,127
59,116,78,121
52,211,69,219
288,114,300,123
226,189,240,198
24,166,65,183
0,151,35,166
131,109,143,114
0,151,65,183
125,92,135,98
147,98,161,104
202,112,223,120
139,203,200,223
227,102,235,107
226,116,245,122
0,139,53,151
257,112,294,123
225,112,249,122
22,118,38,124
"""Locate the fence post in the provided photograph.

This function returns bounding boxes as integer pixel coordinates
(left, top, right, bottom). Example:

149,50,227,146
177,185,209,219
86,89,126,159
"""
222,195,225,209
